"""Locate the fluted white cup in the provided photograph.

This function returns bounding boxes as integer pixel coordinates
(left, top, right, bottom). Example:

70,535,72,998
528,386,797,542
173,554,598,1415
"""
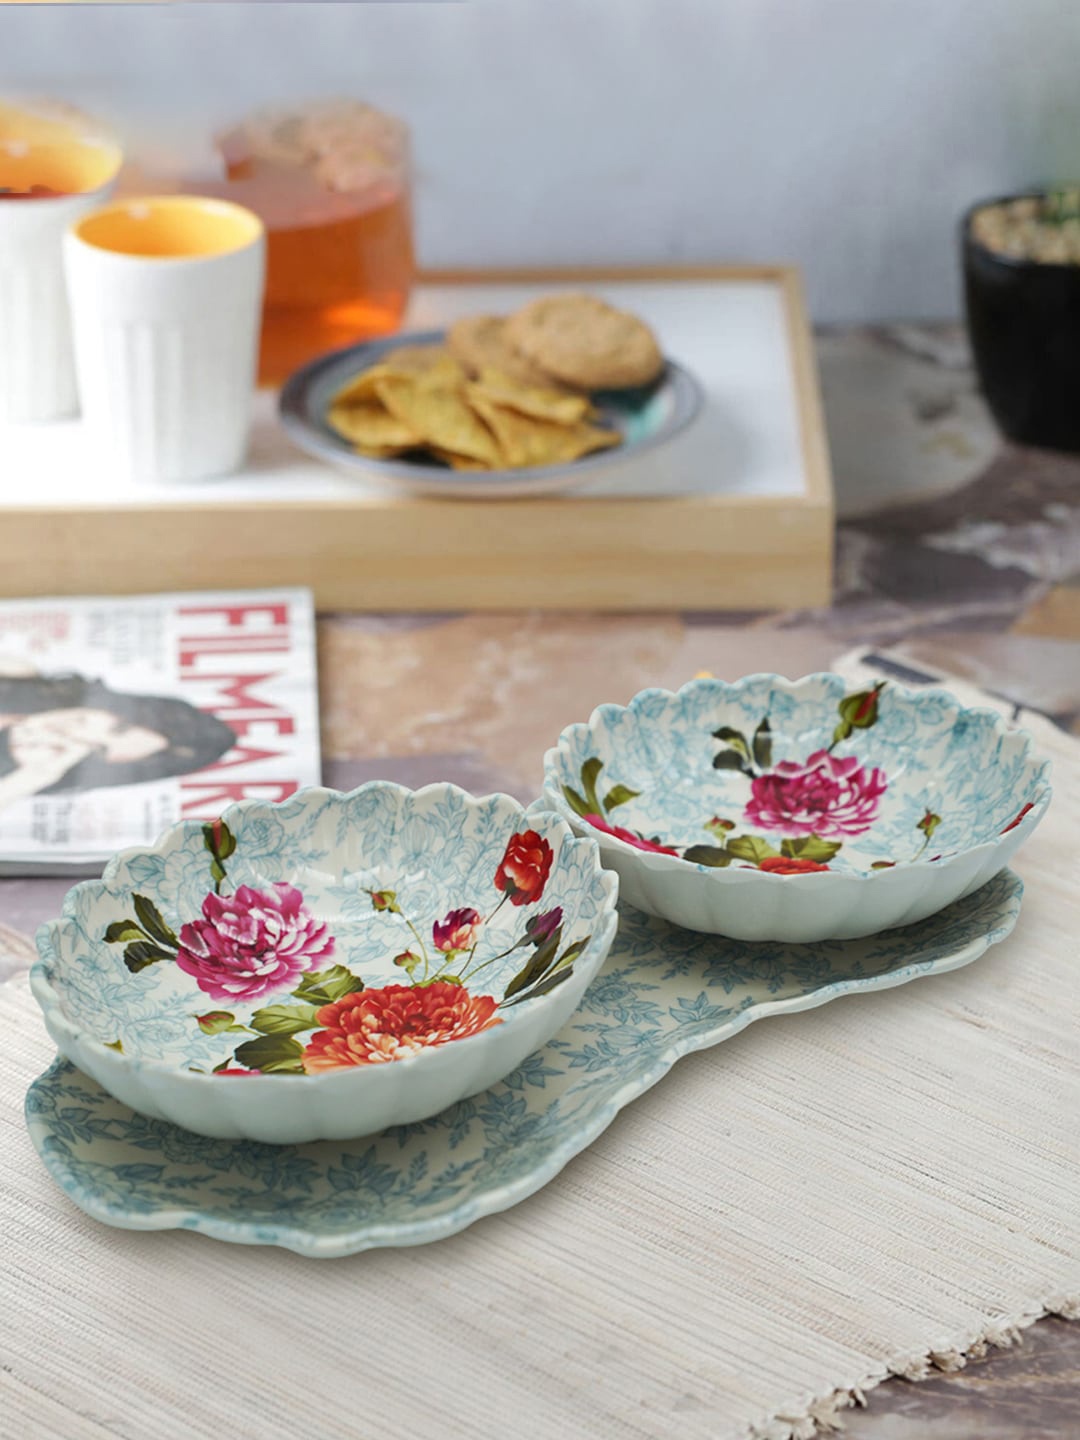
64,195,265,483
0,126,120,423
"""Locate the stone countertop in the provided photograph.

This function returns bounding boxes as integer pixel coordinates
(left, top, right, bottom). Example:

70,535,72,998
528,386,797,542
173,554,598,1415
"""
3,323,1079,1438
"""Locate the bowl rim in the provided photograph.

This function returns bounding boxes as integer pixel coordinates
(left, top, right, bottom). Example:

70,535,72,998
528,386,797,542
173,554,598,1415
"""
30,780,620,1089
541,672,1053,886
277,326,706,488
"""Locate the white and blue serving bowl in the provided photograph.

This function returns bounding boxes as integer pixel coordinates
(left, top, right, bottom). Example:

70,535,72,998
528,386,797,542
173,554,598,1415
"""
541,674,1051,942
31,783,619,1144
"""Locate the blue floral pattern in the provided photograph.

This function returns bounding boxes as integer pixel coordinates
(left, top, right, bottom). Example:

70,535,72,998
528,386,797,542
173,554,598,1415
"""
26,868,1022,1257
34,785,609,1074
543,675,1051,875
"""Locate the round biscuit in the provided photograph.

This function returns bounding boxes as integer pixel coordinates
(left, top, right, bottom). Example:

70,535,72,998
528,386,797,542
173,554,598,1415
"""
447,314,575,391
505,293,663,390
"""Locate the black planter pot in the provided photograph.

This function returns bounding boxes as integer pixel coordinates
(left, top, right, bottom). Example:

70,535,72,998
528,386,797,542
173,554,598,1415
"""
962,194,1080,452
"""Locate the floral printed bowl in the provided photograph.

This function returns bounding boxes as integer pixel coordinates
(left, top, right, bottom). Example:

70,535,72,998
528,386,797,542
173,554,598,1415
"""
541,674,1050,942
30,783,619,1144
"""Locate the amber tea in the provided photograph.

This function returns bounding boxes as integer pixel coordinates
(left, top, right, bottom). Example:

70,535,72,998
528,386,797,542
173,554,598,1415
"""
212,101,415,386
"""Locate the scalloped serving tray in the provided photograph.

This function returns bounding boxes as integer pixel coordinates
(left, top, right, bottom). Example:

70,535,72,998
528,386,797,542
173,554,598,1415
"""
25,869,1021,1258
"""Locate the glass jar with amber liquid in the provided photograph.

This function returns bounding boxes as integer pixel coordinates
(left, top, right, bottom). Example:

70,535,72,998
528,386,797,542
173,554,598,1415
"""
211,100,415,386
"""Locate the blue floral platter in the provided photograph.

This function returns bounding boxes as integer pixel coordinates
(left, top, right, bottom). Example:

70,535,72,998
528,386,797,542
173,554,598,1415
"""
26,868,1022,1258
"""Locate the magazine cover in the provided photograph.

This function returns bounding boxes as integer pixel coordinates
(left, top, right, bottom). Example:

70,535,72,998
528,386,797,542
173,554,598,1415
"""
0,589,320,874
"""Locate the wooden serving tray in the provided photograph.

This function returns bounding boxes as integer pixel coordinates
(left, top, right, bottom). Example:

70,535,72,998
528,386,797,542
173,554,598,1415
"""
1,266,833,610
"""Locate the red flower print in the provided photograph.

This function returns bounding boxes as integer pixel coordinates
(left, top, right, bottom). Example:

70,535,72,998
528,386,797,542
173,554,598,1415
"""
1000,802,1035,835
432,907,483,953
175,883,334,1004
215,1067,257,1076
583,813,680,856
757,855,831,875
494,830,554,906
745,751,886,840
301,983,501,1070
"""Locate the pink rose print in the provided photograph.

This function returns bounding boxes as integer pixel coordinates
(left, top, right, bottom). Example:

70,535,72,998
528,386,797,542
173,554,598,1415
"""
744,751,887,840
432,907,483,954
175,883,334,1004
584,813,680,855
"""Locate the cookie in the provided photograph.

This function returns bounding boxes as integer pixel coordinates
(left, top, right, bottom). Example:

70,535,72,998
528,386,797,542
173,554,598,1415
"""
505,293,663,391
447,314,574,391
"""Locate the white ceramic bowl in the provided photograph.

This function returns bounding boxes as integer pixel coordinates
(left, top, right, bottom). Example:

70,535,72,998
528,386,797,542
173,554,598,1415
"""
541,674,1051,942
31,783,619,1143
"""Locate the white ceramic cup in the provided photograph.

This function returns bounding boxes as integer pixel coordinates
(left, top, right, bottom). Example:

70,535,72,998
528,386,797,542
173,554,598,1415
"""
63,195,266,483
0,114,121,423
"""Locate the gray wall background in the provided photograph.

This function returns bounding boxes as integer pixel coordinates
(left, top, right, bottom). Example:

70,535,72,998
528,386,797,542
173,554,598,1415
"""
2,0,1078,322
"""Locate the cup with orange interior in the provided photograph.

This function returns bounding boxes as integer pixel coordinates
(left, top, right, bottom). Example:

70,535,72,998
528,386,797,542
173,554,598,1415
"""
0,100,121,423
64,195,266,482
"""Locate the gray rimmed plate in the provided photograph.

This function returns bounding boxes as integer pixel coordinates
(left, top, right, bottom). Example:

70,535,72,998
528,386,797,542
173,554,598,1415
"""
278,329,705,499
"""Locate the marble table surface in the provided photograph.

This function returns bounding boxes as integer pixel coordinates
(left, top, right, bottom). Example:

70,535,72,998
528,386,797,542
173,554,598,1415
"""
4,323,1079,1438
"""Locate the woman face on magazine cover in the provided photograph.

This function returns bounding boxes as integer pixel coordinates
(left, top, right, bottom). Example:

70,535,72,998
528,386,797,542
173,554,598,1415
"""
4,708,170,773
0,674,237,802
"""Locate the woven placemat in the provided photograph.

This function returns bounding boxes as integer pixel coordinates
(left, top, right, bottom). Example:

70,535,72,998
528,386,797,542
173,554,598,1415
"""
0,656,1076,1440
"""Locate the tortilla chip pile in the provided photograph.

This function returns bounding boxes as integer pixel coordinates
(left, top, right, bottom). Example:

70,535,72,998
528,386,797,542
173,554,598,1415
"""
326,346,622,472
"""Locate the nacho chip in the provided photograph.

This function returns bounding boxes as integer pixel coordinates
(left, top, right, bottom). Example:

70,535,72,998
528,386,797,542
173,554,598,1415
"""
558,422,621,462
376,374,503,467
395,354,467,391
471,368,594,425
465,392,620,468
427,447,492,472
379,343,455,374
327,395,421,450
324,327,628,474
329,352,463,407
329,363,403,407
354,443,424,460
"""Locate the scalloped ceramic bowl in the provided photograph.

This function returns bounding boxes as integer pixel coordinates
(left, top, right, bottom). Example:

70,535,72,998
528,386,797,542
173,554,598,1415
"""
31,783,619,1144
542,674,1050,942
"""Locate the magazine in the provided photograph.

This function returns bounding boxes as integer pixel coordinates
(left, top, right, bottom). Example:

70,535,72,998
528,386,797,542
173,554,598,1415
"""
0,589,320,875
